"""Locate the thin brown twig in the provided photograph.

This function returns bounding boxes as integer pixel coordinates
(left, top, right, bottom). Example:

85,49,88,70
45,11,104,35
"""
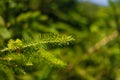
88,31,119,54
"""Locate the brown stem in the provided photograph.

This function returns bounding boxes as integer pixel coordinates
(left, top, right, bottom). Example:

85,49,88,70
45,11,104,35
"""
88,31,119,54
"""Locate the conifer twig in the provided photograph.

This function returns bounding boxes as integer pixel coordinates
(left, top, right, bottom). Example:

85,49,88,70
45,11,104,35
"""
0,57,12,61
0,34,74,53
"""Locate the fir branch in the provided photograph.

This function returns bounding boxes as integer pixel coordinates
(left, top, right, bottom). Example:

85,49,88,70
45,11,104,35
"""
0,57,12,61
0,33,74,68
0,33,74,53
0,33,74,78
0,50,66,68
38,49,67,68
23,33,74,47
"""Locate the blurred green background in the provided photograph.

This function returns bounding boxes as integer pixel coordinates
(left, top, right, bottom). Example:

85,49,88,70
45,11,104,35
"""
0,0,120,80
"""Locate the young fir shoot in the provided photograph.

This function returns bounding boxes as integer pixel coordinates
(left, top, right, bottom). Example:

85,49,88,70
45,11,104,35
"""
0,33,74,52
0,33,74,68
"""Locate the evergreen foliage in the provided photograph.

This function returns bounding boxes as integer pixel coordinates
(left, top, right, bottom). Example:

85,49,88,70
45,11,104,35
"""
0,0,120,80
0,33,74,80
